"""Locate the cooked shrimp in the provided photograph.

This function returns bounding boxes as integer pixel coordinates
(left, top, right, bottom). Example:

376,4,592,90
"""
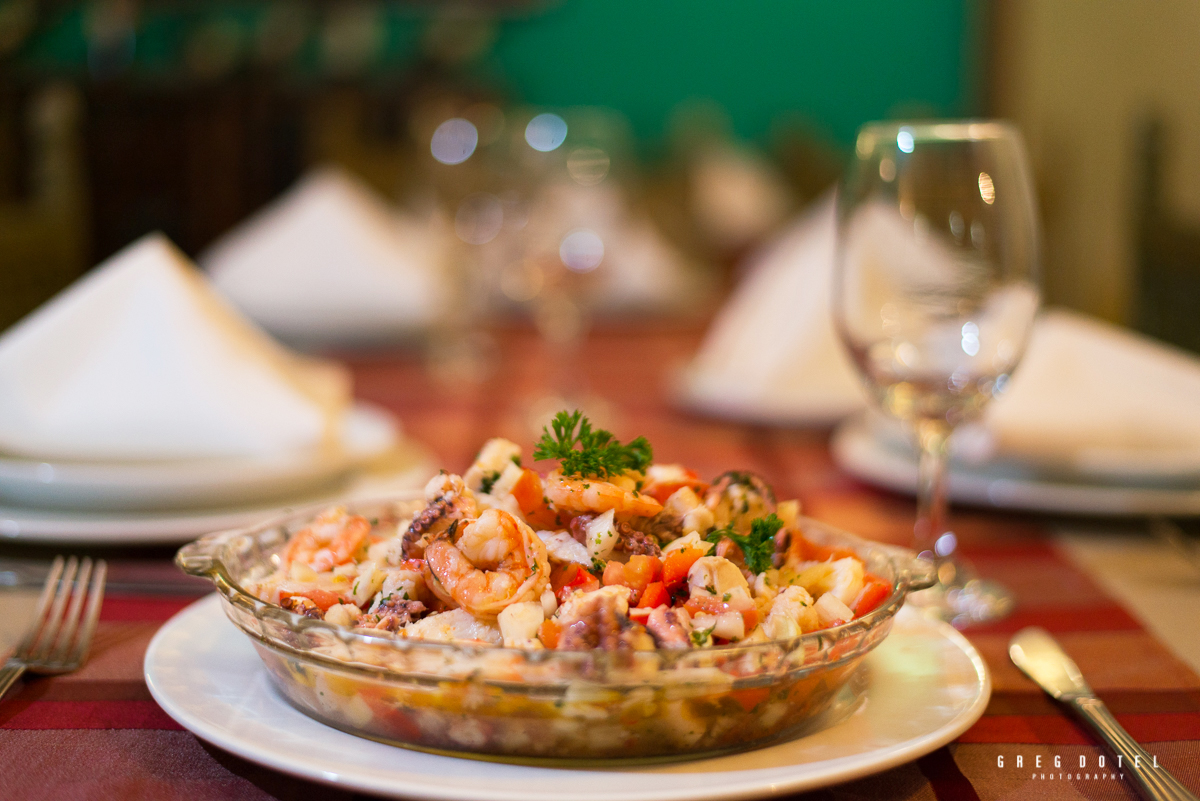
424,509,550,618
402,473,479,559
542,471,663,519
282,507,370,572
793,557,864,607
762,586,818,639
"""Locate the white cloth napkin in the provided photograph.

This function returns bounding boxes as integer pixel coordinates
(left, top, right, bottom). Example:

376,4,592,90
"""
0,233,351,461
202,166,447,346
982,310,1200,478
678,194,865,424
682,194,1200,480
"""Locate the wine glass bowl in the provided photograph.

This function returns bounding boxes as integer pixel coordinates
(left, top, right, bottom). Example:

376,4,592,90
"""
834,121,1041,626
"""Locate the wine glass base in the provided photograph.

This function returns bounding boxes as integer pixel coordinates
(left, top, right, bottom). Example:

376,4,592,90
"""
907,577,1015,629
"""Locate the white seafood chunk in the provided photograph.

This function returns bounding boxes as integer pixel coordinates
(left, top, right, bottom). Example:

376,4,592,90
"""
763,586,817,639
537,529,591,566
323,603,362,627
663,530,715,555
585,509,618,561
815,592,854,627
498,601,545,648
350,560,386,606
404,609,502,645
464,438,523,493
662,487,714,536
688,556,751,601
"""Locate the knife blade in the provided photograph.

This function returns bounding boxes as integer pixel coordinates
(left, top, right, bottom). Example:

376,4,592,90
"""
1009,627,1198,801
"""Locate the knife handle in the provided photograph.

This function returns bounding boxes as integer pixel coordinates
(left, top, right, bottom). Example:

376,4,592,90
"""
1068,696,1198,801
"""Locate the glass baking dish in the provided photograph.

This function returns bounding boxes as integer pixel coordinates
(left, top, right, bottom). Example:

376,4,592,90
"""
176,495,936,762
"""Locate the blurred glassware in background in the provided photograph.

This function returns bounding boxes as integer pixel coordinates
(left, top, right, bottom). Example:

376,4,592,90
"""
834,121,1041,627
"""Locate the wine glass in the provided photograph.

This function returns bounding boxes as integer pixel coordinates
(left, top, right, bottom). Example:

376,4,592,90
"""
833,121,1041,627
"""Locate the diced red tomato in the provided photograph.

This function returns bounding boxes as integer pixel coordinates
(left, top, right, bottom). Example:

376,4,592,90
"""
550,562,600,603
729,687,771,712
538,619,562,649
511,468,562,529
797,538,858,563
637,581,668,609
602,560,627,586
852,577,891,616
623,555,662,591
644,475,710,505
280,588,345,612
741,606,759,631
662,547,705,590
684,595,758,632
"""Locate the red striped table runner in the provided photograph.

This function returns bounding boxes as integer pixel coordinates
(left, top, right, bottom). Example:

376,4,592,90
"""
1,326,1197,801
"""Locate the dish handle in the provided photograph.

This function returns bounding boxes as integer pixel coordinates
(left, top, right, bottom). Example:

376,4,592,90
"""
175,529,240,578
900,554,938,593
874,543,938,593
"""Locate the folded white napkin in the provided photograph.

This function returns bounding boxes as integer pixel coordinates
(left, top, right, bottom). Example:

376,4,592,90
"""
683,194,1200,480
982,310,1200,478
678,194,866,424
0,233,351,461
202,166,447,346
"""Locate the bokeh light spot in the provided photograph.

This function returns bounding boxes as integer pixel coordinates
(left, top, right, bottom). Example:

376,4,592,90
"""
525,113,568,152
431,118,478,165
559,229,604,272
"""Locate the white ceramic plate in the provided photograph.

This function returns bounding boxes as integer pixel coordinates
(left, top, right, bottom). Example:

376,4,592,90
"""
832,415,1200,516
144,595,990,801
0,438,436,545
0,402,398,512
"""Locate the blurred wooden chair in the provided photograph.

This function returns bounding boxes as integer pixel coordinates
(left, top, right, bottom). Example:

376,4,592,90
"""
1134,119,1200,353
0,83,89,332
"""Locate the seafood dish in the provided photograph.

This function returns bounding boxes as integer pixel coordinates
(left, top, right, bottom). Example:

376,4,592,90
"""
178,411,934,759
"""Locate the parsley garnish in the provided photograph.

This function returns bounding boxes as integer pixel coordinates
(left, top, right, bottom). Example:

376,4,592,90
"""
706,513,784,575
479,470,501,494
533,410,652,478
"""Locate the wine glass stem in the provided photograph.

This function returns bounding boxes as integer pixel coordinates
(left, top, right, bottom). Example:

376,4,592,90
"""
914,417,951,567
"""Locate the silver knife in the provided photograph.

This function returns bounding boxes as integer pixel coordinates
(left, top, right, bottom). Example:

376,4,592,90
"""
1009,627,1198,801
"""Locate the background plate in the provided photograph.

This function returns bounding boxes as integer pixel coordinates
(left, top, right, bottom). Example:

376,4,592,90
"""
832,415,1200,517
0,402,397,511
144,595,990,801
0,437,435,544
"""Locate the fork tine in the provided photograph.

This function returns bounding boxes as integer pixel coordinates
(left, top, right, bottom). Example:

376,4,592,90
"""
27,556,77,664
48,557,92,667
66,560,106,670
13,556,64,658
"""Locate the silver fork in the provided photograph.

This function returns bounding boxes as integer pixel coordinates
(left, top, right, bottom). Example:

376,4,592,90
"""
0,555,107,701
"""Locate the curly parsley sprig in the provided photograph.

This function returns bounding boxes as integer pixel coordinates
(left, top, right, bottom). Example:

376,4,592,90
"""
533,410,653,478
706,513,784,575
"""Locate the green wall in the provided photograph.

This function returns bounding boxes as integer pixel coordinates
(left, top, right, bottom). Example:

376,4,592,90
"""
13,0,981,150
487,0,981,148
